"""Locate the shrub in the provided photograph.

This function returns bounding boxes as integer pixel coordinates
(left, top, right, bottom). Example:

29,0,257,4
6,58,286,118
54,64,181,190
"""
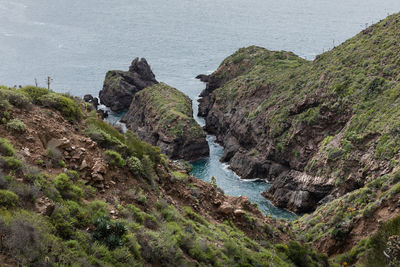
125,130,161,163
53,173,83,201
1,156,23,171
0,211,55,265
59,160,66,168
0,88,31,108
39,92,83,121
284,241,328,267
7,119,26,133
126,156,143,176
93,215,127,250
0,170,8,189
332,222,351,241
0,138,15,157
365,215,400,266
0,189,19,207
8,182,39,204
124,233,142,262
20,86,50,103
104,150,125,168
23,165,42,183
50,204,75,239
87,200,109,221
46,146,62,166
0,99,11,110
3,111,10,120
85,125,126,152
66,170,79,180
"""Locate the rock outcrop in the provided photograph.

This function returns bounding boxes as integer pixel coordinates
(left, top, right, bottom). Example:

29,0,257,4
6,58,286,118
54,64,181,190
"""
121,83,209,161
99,58,158,112
198,15,400,213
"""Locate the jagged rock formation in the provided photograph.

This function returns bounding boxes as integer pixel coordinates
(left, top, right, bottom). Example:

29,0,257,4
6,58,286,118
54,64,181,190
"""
198,14,400,213
99,58,158,112
121,83,209,161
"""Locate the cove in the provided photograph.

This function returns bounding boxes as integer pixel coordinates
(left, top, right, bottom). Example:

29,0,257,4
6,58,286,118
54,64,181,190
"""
189,84,296,220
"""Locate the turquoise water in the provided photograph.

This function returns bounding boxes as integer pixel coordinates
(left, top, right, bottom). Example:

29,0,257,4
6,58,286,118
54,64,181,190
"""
1,0,400,219
191,135,296,219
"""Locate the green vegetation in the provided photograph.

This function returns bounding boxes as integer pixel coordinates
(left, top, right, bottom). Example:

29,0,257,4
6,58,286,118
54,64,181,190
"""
0,86,328,266
104,150,125,167
0,86,84,121
136,83,205,139
39,92,83,121
0,137,16,156
209,13,400,186
0,189,19,207
6,119,26,133
127,156,143,176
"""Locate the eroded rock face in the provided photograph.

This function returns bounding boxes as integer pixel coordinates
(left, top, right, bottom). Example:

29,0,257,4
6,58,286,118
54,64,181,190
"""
121,83,209,161
262,171,335,213
99,58,158,112
197,45,395,213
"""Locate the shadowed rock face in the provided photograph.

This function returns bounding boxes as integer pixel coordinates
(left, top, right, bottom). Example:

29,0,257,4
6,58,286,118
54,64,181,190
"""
121,83,209,161
99,58,158,112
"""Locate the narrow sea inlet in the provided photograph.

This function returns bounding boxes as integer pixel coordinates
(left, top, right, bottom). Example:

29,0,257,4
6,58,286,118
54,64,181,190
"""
188,87,296,220
191,135,297,220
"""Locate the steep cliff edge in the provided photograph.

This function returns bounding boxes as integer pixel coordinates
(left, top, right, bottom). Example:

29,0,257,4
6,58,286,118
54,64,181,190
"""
99,58,158,112
198,13,400,213
121,83,209,161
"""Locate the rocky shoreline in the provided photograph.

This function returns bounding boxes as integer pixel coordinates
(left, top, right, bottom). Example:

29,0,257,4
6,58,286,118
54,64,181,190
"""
196,37,397,213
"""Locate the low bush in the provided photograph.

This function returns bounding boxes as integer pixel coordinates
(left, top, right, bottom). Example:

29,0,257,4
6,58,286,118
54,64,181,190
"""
126,156,143,176
46,146,62,166
0,189,19,207
53,173,83,201
0,138,15,156
39,92,83,121
0,211,56,265
20,86,50,103
0,88,31,108
1,156,23,171
7,119,26,134
8,182,39,204
104,150,125,167
93,215,127,250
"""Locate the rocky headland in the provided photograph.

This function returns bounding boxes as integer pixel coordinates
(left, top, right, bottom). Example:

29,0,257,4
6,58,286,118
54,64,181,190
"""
198,14,400,217
99,58,158,112
121,83,209,161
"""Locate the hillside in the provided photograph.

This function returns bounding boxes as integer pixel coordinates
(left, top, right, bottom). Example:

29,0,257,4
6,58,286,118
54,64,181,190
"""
0,86,326,266
197,12,400,266
199,13,400,213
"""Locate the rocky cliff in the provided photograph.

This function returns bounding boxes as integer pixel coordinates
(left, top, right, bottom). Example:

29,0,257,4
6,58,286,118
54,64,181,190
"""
198,14,400,214
121,83,209,161
99,58,158,112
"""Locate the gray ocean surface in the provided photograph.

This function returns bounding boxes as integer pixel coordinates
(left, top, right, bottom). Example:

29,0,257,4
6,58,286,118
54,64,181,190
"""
1,0,400,219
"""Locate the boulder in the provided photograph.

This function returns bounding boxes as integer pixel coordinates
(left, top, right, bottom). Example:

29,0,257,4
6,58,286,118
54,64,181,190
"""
83,94,99,109
99,58,158,112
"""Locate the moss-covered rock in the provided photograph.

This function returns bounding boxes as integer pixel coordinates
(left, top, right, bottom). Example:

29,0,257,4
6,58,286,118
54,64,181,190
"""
121,83,209,161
